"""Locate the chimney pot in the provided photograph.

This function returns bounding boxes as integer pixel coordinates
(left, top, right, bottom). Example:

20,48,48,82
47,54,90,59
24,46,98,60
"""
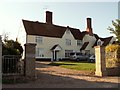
86,18,93,36
87,18,92,29
46,11,52,24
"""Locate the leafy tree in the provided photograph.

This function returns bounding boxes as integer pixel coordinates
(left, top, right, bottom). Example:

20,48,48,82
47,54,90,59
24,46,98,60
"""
108,19,120,43
2,39,23,56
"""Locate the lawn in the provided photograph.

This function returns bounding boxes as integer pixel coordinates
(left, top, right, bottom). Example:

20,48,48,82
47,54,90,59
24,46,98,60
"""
49,61,95,71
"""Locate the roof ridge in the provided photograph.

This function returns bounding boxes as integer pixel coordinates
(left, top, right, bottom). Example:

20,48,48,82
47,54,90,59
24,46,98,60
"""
22,19,81,31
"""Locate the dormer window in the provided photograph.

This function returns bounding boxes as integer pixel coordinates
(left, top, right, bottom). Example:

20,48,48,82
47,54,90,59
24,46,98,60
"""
97,41,101,45
97,39,103,46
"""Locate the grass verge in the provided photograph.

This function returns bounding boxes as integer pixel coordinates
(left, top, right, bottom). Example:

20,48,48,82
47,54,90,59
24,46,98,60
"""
49,61,95,71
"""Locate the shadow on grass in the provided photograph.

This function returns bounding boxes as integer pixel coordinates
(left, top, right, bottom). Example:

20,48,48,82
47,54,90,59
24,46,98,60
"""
36,61,78,68
48,61,94,66
48,63,75,66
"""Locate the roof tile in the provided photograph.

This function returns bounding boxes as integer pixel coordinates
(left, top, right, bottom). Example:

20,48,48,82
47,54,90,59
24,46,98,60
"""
22,20,83,40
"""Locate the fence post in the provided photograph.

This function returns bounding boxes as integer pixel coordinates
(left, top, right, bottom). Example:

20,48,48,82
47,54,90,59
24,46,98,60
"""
95,46,107,77
24,43,36,79
0,36,2,88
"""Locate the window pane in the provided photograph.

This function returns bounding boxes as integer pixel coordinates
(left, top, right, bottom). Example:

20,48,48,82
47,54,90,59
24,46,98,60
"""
66,39,71,45
36,36,43,44
97,41,101,45
77,40,82,46
36,48,44,57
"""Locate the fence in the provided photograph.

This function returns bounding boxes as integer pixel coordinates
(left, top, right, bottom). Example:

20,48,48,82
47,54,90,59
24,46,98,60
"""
2,55,24,76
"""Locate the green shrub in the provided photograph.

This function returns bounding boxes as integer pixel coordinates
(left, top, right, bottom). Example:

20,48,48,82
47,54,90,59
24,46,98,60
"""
106,44,120,68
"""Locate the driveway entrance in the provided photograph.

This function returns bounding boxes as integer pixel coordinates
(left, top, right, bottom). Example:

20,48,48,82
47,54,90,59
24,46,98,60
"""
3,61,119,88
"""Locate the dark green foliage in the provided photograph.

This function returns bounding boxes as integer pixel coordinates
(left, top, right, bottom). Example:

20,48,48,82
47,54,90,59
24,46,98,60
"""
108,19,120,43
2,40,23,56
2,39,23,74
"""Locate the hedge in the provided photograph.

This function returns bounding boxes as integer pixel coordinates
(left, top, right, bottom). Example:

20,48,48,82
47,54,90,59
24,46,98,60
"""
105,44,120,68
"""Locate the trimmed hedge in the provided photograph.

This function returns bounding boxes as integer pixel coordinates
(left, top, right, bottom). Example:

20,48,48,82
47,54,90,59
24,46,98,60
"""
105,44,120,68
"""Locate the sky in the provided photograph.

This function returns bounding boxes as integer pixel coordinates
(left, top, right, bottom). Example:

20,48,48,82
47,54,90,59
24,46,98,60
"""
0,1,118,43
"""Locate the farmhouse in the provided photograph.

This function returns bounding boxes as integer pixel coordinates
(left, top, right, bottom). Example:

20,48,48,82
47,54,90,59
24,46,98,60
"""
22,11,115,61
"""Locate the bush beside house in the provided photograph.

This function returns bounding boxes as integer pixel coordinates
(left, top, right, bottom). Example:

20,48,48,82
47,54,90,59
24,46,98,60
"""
105,44,120,76
2,39,23,73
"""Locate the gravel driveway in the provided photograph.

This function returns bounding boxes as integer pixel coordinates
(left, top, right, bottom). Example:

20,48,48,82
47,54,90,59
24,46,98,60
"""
3,61,120,88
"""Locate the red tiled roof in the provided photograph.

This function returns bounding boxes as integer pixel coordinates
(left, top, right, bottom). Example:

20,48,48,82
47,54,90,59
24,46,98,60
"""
23,20,83,40
80,42,89,50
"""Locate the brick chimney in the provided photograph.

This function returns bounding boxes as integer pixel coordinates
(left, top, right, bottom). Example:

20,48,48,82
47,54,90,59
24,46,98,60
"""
86,18,93,36
46,11,52,24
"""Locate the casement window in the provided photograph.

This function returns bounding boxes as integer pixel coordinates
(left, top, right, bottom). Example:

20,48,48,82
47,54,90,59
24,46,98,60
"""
77,40,82,46
66,39,71,45
97,41,101,45
65,50,73,57
36,48,44,57
97,40,103,46
35,36,43,44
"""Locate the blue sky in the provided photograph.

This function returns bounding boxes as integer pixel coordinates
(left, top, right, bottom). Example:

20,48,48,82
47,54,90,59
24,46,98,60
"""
0,1,118,41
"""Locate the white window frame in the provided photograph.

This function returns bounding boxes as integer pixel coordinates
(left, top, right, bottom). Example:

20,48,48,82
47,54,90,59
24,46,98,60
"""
66,39,71,46
35,36,43,44
77,40,82,46
36,48,44,57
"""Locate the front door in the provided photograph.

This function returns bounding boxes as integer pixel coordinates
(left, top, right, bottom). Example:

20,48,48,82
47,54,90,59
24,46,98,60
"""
55,51,57,61
53,51,57,61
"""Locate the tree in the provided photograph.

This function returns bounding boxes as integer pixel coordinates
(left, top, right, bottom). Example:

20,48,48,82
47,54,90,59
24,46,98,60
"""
2,39,23,56
108,19,120,43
